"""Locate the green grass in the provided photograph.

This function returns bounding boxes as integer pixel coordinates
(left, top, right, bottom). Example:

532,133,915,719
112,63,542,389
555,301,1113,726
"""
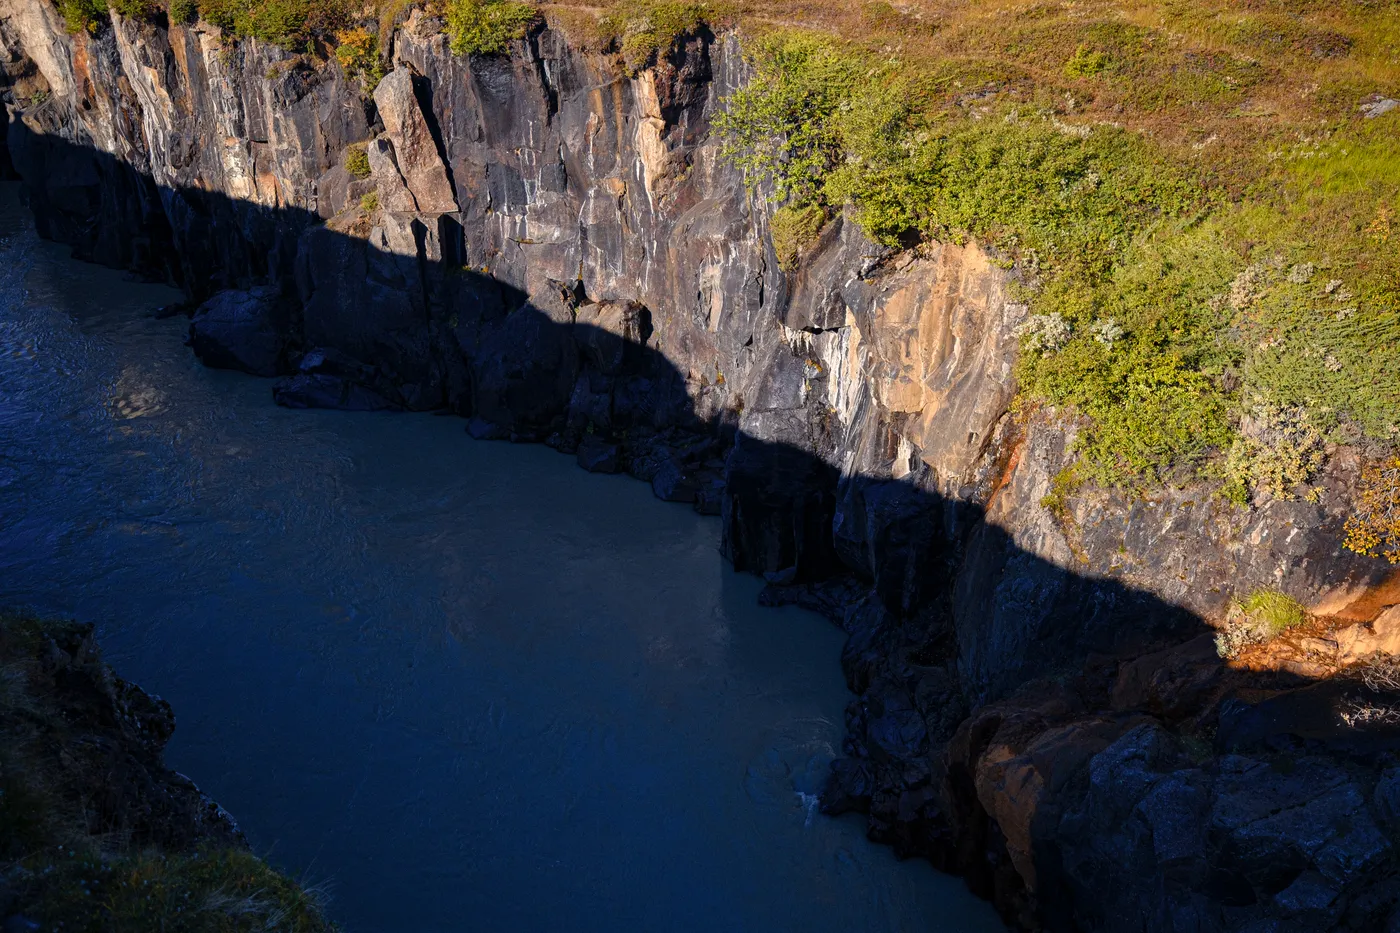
1238,589,1308,636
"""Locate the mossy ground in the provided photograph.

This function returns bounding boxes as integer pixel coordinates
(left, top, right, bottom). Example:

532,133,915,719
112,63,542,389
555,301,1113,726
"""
0,611,336,932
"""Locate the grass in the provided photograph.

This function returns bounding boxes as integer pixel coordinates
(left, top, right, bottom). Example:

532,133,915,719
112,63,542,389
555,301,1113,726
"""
0,611,336,932
1215,588,1310,657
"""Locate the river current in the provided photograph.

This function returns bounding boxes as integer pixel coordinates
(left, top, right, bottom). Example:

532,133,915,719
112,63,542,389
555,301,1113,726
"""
0,186,1002,932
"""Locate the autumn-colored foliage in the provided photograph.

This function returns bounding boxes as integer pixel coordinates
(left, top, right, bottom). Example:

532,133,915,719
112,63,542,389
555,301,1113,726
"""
1345,457,1400,564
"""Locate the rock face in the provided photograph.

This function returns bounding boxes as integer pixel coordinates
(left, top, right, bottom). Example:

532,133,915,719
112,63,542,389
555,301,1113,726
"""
2,4,1399,930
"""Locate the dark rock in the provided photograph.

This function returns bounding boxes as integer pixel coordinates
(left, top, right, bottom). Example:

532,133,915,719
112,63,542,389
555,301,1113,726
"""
576,435,621,473
651,458,698,503
188,287,290,377
272,374,398,411
466,417,509,440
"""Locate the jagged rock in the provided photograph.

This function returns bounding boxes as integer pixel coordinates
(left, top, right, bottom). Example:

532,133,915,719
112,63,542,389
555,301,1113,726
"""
187,287,289,377
372,68,458,213
576,435,621,473
271,347,399,411
651,458,698,503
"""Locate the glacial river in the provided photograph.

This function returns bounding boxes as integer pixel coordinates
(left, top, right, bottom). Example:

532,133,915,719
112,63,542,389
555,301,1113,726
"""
0,186,1003,932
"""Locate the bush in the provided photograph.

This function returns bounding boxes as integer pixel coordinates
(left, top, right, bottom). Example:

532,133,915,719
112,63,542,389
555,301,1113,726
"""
334,26,383,88
196,0,354,48
445,0,539,56
769,202,825,271
168,0,197,23
360,190,380,213
1222,400,1326,505
1345,457,1400,564
56,0,107,32
601,1,709,74
1064,43,1108,78
344,143,371,179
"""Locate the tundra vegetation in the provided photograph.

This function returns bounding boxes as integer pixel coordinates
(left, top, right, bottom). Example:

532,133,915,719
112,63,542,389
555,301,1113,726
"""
51,0,1400,543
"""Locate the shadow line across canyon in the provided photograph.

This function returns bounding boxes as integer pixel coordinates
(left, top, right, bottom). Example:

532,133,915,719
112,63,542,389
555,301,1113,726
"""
7,115,1400,927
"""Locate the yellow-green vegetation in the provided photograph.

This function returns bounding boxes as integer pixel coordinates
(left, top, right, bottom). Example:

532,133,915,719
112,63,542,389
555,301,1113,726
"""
360,189,380,212
0,611,335,932
1215,588,1309,658
334,26,384,86
600,1,709,73
344,142,372,179
696,0,1400,499
769,201,825,271
1345,456,1400,564
13,848,333,933
445,0,539,55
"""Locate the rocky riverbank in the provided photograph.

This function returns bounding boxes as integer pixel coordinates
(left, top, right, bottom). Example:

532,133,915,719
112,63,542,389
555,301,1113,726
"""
2,1,1399,928
0,611,335,930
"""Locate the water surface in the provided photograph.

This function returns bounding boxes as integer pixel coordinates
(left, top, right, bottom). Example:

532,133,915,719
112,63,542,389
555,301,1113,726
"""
0,187,1002,933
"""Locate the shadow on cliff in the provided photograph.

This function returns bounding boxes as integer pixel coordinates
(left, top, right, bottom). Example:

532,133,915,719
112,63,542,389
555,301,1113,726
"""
9,117,1400,931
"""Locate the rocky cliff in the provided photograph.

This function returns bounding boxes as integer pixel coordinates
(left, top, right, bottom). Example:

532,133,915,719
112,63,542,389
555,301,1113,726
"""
2,2,1399,929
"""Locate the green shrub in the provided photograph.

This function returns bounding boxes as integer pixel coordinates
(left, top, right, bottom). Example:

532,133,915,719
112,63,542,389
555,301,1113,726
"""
196,0,353,48
1222,400,1326,504
769,202,826,271
601,1,709,73
56,0,107,32
445,0,539,56
168,0,197,23
360,190,380,212
344,143,372,179
714,31,859,205
1064,43,1108,77
108,0,163,17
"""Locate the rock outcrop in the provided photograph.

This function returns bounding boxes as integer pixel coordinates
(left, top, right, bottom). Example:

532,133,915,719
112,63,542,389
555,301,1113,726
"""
2,3,1398,929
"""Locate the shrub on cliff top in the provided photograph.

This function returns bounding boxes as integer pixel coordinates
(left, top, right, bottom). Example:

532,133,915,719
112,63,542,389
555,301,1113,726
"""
717,21,1399,494
445,0,539,56
600,1,711,74
344,142,372,179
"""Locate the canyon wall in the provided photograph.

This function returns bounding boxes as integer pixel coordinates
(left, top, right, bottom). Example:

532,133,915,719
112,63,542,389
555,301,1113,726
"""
2,3,1399,929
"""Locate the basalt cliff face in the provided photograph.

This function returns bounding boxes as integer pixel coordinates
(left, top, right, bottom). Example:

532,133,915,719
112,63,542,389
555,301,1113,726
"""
3,3,1400,929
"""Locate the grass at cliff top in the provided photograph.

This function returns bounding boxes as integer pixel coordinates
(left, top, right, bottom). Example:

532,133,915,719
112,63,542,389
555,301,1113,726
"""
56,0,1400,497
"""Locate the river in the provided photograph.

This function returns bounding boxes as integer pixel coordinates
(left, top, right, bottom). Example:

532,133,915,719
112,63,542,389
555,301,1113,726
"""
0,185,1003,932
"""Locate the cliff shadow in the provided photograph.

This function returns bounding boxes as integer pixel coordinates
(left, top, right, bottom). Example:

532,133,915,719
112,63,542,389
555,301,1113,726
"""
7,118,1400,932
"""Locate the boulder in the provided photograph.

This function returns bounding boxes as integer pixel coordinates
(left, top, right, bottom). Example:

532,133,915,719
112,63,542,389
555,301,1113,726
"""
371,68,458,213
1336,605,1400,664
187,287,289,377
